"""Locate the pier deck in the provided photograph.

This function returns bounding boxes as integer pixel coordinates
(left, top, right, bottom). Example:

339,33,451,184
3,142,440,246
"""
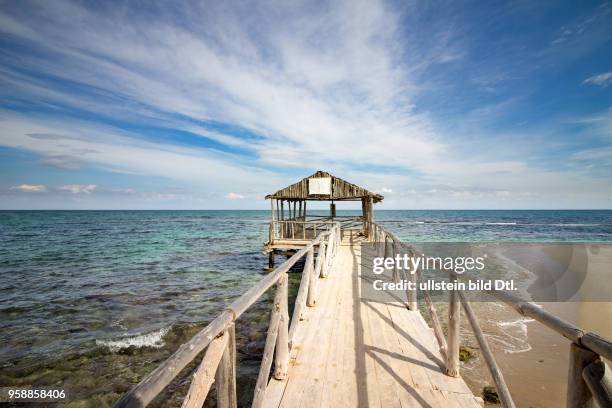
262,237,481,408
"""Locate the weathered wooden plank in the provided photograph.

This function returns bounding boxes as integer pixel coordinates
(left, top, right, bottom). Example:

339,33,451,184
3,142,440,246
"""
275,242,345,408
215,324,237,408
274,275,289,380
320,245,353,407
181,331,229,408
252,302,281,408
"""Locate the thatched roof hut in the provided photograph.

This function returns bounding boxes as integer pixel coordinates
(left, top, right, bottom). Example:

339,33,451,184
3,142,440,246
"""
265,170,383,203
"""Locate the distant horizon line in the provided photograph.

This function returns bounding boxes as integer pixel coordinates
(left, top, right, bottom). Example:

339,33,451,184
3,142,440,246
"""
1,208,612,211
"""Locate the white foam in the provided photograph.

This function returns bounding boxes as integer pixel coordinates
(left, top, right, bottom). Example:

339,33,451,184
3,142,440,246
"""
96,327,169,352
492,317,535,354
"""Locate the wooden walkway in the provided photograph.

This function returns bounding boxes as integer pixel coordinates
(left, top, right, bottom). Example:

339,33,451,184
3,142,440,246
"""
262,237,482,408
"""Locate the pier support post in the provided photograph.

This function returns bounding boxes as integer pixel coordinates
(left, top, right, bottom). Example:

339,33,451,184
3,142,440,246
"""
268,251,275,271
274,274,289,380
216,323,237,408
567,343,597,408
407,246,418,311
446,283,461,377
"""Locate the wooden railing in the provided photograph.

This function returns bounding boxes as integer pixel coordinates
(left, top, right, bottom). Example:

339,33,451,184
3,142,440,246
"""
114,223,341,408
270,216,363,242
369,221,612,408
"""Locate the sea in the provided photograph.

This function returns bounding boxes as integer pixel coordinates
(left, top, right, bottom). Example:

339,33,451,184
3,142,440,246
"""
1,210,611,406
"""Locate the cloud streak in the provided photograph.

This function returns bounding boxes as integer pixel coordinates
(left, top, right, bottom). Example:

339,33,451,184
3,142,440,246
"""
59,184,97,194
10,184,47,193
583,71,612,87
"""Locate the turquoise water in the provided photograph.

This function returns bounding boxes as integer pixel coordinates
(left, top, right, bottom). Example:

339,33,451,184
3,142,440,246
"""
1,210,611,406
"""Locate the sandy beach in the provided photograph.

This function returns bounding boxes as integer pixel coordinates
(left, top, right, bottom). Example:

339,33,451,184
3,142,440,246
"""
458,246,612,407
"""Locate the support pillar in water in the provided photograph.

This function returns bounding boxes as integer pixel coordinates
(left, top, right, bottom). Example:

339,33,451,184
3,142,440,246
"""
268,251,275,270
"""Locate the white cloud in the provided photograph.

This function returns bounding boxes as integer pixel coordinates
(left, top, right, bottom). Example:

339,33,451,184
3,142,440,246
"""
41,154,82,169
226,192,245,200
583,72,612,87
59,184,97,194
381,187,393,194
9,184,47,192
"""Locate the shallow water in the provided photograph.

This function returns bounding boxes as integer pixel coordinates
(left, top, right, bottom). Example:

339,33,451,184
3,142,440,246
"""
1,210,611,406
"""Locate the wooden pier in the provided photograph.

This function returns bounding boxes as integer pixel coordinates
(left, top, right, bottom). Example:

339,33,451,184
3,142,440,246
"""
260,233,481,408
115,172,612,408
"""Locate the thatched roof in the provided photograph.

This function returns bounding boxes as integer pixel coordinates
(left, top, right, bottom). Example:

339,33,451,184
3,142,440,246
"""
265,171,384,203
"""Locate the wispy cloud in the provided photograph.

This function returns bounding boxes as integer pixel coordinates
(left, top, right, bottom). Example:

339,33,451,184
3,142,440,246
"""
42,154,83,169
59,184,97,194
226,192,245,200
583,71,612,87
10,184,47,192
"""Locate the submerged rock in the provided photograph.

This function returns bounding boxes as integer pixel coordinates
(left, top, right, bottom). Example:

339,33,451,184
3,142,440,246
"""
482,386,500,404
459,345,476,362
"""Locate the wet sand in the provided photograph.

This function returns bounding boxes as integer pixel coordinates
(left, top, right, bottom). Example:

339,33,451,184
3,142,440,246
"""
459,246,612,407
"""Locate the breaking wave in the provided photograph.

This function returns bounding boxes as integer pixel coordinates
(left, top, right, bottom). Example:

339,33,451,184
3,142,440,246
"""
96,327,170,352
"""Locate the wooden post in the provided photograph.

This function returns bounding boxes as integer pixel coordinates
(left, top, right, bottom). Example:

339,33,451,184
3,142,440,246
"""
268,251,275,270
274,274,289,380
216,323,237,408
407,251,418,311
319,242,327,278
582,360,612,408
330,202,336,219
182,331,230,408
392,239,399,283
325,230,334,272
567,343,597,408
252,299,282,408
270,199,275,243
308,245,323,306
280,200,285,239
446,282,460,377
406,248,418,311
367,196,373,239
459,292,515,408
361,198,366,236
290,248,313,343
421,284,447,359
384,236,392,280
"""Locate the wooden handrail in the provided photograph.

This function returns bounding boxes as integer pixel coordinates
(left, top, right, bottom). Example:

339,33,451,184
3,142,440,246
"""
370,221,612,408
458,291,515,408
115,223,341,408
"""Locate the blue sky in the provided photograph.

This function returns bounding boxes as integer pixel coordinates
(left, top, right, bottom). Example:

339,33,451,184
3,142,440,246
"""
0,0,611,209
